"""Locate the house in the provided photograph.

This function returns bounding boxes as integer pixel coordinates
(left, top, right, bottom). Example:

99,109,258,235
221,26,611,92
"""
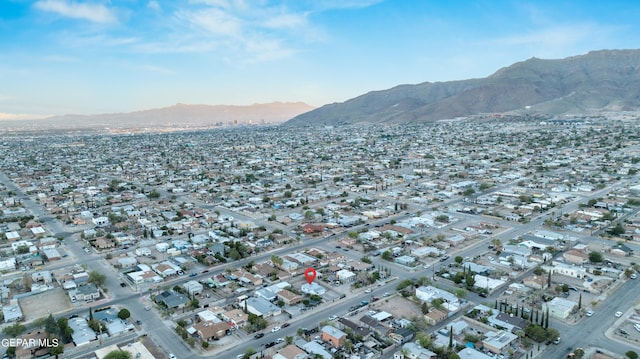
337,318,371,339
68,317,96,346
321,325,347,348
41,248,62,260
301,282,326,296
3,304,23,323
482,330,518,355
183,280,204,296
395,255,416,266
563,249,588,265
542,297,577,319
402,342,437,359
118,256,138,268
301,341,332,359
424,309,448,325
415,286,460,312
32,271,53,284
456,348,494,359
194,321,230,341
523,275,548,290
255,288,278,302
491,313,529,333
611,243,633,256
302,223,324,234
152,261,181,277
243,297,281,317
73,283,100,302
336,269,356,283
135,247,152,257
277,289,302,306
156,290,189,309
273,344,307,359
105,318,135,336
221,309,248,328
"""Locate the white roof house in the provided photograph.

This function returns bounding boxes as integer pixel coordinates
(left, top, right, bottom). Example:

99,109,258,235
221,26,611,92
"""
542,297,577,319
301,282,326,296
2,304,23,323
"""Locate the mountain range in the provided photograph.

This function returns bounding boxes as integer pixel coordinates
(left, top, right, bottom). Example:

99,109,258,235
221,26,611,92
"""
285,49,640,126
0,102,314,134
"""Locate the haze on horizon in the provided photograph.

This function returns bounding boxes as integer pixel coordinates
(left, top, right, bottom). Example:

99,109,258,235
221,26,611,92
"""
1,0,640,119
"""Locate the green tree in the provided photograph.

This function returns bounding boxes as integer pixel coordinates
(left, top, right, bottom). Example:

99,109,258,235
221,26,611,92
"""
88,271,107,287
608,222,626,236
589,251,604,263
148,190,160,199
421,302,429,315
103,350,132,359
50,342,64,358
117,308,131,320
465,273,476,288
2,322,26,336
626,351,639,359
271,255,283,269
578,294,582,309
381,250,393,261
455,256,463,264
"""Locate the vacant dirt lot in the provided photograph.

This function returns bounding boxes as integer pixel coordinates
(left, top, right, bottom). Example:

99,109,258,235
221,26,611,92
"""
19,288,72,322
370,294,421,320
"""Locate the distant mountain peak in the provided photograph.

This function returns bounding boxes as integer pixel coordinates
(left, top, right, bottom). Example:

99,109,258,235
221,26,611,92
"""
285,49,640,126
1,102,314,134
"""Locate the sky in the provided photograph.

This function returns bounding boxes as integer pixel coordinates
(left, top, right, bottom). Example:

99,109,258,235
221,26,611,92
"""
1,0,640,118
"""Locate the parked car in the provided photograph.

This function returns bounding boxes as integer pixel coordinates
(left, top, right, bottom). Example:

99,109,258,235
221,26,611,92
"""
281,323,290,328
271,326,281,333
585,310,594,317
254,333,264,339
615,311,623,317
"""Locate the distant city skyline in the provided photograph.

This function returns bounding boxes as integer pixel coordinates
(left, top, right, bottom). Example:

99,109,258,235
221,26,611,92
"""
1,0,639,118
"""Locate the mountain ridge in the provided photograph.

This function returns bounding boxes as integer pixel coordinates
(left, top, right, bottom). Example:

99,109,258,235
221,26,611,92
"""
285,49,640,126
0,102,314,134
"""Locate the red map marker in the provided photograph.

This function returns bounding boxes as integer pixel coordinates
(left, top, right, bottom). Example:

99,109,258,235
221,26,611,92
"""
304,268,317,285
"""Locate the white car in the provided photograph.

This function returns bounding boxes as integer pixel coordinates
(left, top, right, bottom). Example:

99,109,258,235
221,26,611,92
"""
630,273,637,279
585,310,594,317
169,354,176,359
271,326,281,333
328,315,337,321
615,311,623,317
364,289,371,293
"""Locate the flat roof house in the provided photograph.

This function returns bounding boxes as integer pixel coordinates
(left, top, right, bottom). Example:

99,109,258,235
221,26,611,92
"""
321,325,347,348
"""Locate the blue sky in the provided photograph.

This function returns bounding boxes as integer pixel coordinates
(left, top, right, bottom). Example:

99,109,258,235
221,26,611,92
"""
1,0,639,118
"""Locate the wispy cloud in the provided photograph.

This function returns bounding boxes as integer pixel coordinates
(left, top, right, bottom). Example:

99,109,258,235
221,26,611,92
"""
147,1,161,12
263,13,308,30
33,0,118,24
486,23,621,57
43,54,78,62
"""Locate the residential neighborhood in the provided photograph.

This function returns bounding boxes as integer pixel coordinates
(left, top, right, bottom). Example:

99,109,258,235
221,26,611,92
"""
0,114,640,359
